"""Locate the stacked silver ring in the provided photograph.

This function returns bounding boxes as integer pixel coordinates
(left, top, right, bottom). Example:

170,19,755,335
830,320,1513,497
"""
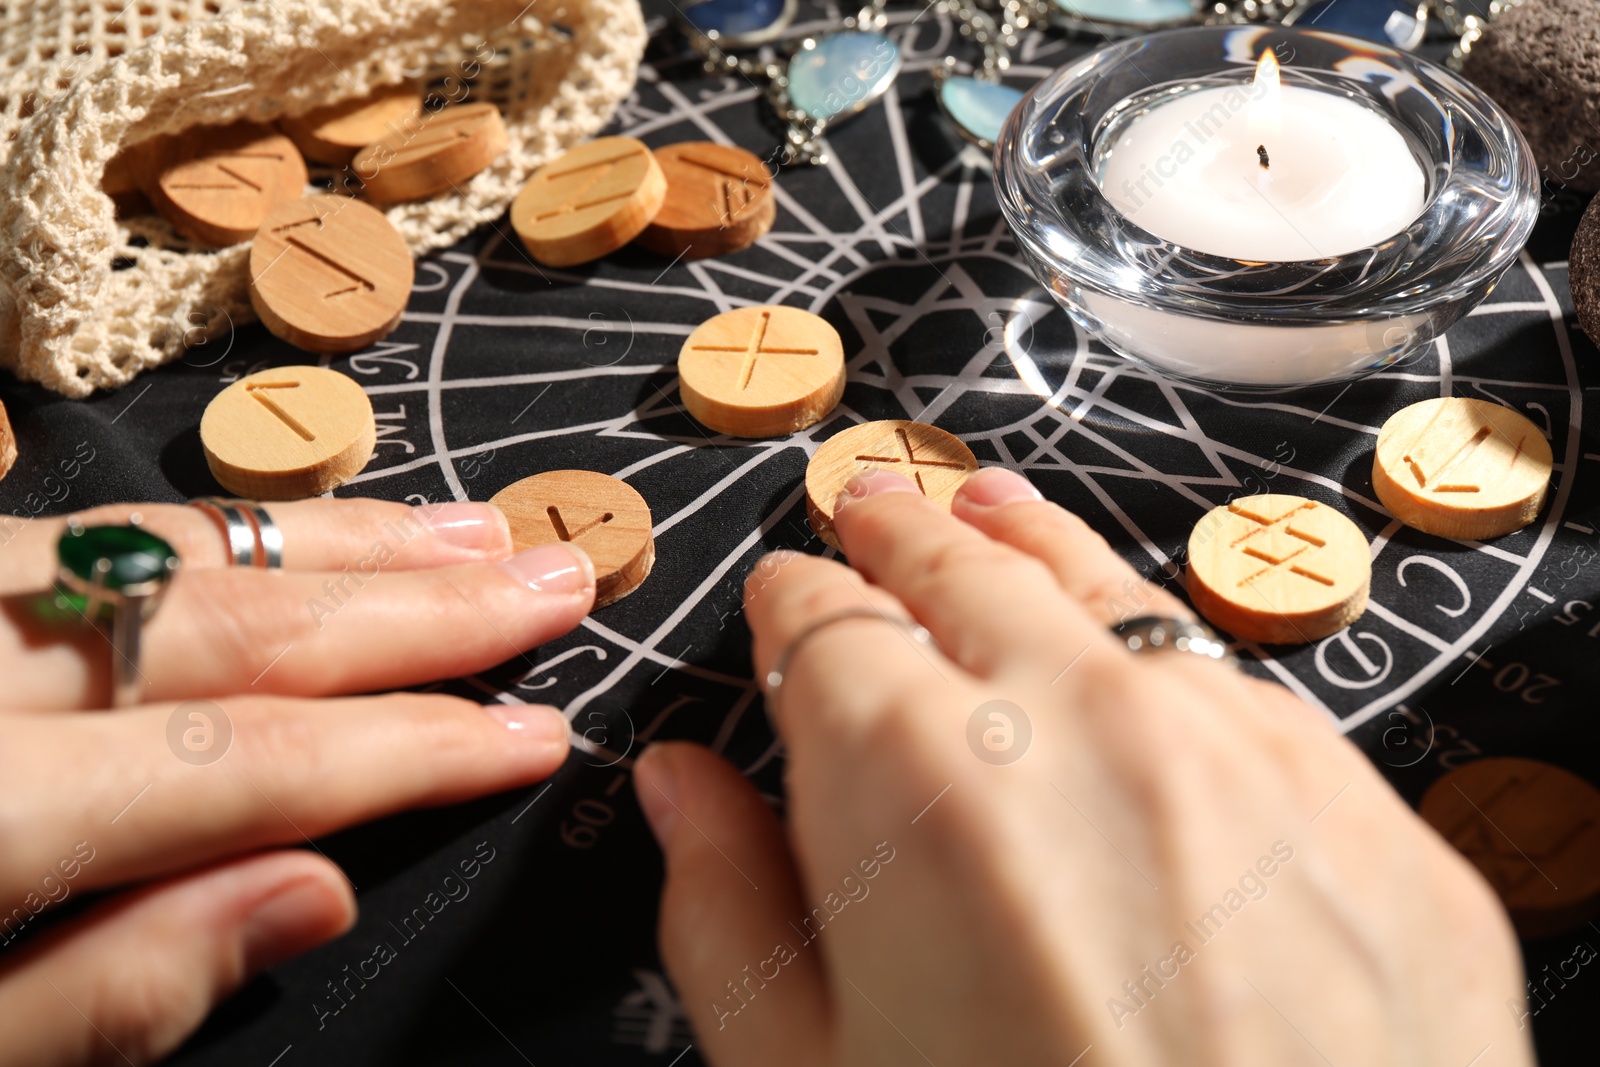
189,498,284,569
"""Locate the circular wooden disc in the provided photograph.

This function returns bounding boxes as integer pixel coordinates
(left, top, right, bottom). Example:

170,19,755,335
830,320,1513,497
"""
249,195,413,355
147,121,309,246
1186,494,1370,645
635,142,776,260
279,85,424,166
1420,758,1600,939
1372,397,1553,540
490,471,655,608
806,420,978,550
200,366,376,500
352,102,508,205
0,397,15,483
678,305,845,438
511,136,667,267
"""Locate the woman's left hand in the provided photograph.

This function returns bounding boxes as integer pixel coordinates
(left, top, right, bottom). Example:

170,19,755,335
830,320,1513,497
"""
0,497,589,1066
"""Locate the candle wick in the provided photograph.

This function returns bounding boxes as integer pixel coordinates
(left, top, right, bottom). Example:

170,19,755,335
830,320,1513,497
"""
1257,144,1270,170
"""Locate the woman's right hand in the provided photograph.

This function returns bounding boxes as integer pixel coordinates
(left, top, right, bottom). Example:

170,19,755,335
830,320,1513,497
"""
637,466,1532,1067
0,496,592,1066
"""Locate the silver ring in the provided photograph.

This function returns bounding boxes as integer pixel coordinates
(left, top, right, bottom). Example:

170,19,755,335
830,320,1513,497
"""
1112,615,1236,667
189,498,256,566
235,502,283,569
764,609,935,697
189,498,283,569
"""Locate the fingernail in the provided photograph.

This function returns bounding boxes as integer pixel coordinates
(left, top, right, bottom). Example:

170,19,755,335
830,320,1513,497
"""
500,543,594,596
241,878,354,974
835,467,919,513
634,747,680,849
415,502,510,552
957,467,1043,508
485,705,571,744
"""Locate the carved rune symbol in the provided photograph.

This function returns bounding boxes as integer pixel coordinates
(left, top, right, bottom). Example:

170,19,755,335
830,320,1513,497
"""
689,310,819,391
1400,405,1532,495
547,506,614,542
245,381,315,441
388,110,481,165
678,150,768,225
1227,501,1334,589
855,427,969,495
271,215,375,300
167,151,287,194
1442,776,1593,895
530,149,647,223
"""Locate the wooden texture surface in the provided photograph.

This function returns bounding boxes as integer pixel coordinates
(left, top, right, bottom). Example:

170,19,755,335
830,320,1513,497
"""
511,136,666,267
635,141,775,259
1186,494,1370,645
248,195,413,355
200,366,376,500
0,398,14,483
146,121,309,247
806,420,978,550
678,305,844,438
1372,397,1552,540
352,102,508,205
1421,757,1600,939
489,470,655,607
279,85,425,166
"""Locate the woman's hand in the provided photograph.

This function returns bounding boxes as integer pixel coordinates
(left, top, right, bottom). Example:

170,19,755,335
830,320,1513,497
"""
0,497,591,1066
636,467,1532,1067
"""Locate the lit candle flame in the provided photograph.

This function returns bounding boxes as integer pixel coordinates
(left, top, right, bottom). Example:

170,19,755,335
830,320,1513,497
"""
1249,49,1282,153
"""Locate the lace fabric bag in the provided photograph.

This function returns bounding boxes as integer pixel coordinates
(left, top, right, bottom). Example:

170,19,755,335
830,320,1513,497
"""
0,0,646,397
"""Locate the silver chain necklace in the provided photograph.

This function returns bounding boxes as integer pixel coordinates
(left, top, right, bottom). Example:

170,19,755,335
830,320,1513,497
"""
677,0,1522,166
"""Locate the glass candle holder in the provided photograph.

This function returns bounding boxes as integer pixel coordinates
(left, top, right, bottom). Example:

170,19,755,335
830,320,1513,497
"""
993,25,1539,390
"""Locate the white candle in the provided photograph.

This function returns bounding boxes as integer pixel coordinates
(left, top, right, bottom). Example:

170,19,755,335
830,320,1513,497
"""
1098,53,1427,261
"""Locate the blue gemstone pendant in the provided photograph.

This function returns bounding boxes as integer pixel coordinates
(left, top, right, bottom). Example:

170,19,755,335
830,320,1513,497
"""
936,75,1025,152
680,0,796,48
680,0,796,47
787,30,901,124
1285,0,1428,50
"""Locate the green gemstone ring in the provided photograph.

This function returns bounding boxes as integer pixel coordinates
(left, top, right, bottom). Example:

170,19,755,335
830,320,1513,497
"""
54,519,179,708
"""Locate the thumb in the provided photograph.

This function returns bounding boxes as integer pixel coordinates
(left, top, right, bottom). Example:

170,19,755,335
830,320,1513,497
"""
635,742,831,1067
0,850,354,1066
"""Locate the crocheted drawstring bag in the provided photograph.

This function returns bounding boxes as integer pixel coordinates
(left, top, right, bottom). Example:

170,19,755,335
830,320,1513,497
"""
0,0,646,396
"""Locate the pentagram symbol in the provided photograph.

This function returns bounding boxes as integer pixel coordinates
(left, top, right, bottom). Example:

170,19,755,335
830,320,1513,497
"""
856,426,970,495
688,309,820,391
